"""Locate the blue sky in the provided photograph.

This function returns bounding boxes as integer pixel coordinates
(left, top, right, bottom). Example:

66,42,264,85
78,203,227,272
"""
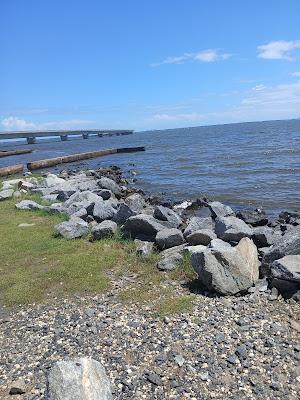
1,0,300,131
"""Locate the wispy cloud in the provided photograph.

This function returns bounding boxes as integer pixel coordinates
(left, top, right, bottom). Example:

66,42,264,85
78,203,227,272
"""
257,40,300,60
291,71,300,77
151,112,204,122
152,49,232,66
0,117,96,131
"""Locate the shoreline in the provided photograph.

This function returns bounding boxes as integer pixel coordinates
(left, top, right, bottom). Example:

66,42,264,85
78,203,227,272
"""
0,166,299,399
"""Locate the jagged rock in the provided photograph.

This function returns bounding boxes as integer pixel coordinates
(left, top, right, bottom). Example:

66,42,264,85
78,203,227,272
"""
134,239,154,256
112,203,136,225
54,218,89,239
15,200,43,210
236,209,268,226
262,225,300,267
191,237,259,295
153,205,182,228
215,216,253,242
97,189,112,200
183,217,214,238
93,201,116,223
252,226,280,247
209,238,232,250
72,208,88,219
47,358,112,400
45,174,65,187
208,201,234,219
98,177,121,195
186,229,217,246
91,220,117,240
44,203,66,215
123,214,165,240
125,193,146,213
155,228,184,250
0,188,14,200
271,255,300,282
1,178,22,190
64,191,100,208
157,252,183,271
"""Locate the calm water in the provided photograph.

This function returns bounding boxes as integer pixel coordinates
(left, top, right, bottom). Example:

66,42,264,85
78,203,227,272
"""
1,119,300,215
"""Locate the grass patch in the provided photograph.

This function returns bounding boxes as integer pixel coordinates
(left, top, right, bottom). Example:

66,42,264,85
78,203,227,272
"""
0,192,195,310
157,295,195,316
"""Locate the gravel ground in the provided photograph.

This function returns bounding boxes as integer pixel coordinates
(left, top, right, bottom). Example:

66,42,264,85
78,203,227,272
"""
0,277,299,400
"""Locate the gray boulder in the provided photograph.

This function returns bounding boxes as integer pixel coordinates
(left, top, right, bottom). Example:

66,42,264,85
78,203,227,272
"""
125,193,146,213
215,216,253,242
123,214,165,240
271,255,300,283
64,191,100,207
93,200,116,223
157,252,183,271
252,226,279,247
15,200,43,210
155,228,184,250
183,217,214,238
98,177,121,195
209,201,234,219
45,174,65,187
112,203,136,225
47,358,112,400
54,218,89,239
97,189,112,200
186,229,217,246
91,220,117,240
0,188,14,200
209,238,232,251
153,205,182,228
191,237,259,295
262,225,300,267
134,239,154,256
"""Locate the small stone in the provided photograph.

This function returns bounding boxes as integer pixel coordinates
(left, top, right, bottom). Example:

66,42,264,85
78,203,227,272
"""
146,372,162,386
174,354,185,367
9,378,26,395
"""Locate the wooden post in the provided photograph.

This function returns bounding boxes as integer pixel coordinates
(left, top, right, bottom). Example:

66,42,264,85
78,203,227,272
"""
0,164,24,177
27,146,145,171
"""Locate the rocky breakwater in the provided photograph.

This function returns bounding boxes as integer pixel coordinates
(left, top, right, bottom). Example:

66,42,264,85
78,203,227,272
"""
1,167,299,300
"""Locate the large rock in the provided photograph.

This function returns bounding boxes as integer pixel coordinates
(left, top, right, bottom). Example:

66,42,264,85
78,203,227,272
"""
91,220,117,240
191,237,259,295
54,218,89,239
112,203,136,225
215,216,253,242
125,193,146,213
47,358,112,400
93,201,116,223
135,239,154,256
157,244,186,271
236,209,268,227
186,229,217,246
271,255,300,283
208,201,234,219
155,228,184,250
183,217,214,238
45,174,65,187
15,200,43,210
0,188,14,200
98,177,121,195
252,226,279,247
65,191,101,208
262,225,300,267
123,214,165,240
153,205,182,228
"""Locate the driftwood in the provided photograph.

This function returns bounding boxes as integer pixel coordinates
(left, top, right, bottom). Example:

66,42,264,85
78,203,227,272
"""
27,146,145,171
0,164,24,177
0,149,32,158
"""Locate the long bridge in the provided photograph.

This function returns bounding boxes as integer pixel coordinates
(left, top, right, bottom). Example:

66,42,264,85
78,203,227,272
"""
0,129,134,144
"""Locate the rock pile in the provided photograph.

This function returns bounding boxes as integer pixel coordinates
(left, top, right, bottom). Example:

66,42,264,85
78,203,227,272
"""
1,166,299,299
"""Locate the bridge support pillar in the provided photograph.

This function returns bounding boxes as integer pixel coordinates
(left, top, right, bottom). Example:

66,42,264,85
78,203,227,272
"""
97,133,103,137
27,137,36,144
60,135,68,141
82,133,89,139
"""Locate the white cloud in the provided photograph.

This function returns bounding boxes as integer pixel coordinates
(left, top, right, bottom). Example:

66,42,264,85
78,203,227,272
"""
152,49,232,66
151,113,204,122
257,40,300,60
291,71,300,77
0,117,96,131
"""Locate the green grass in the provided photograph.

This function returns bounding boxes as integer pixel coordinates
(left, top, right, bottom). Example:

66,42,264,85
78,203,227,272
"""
0,192,196,312
157,295,196,316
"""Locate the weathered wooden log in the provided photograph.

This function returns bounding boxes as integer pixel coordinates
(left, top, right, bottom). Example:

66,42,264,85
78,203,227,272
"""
0,149,32,158
0,164,24,177
27,146,145,171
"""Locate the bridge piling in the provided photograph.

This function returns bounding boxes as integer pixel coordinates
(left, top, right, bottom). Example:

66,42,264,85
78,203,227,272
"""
60,135,68,141
82,133,89,139
27,137,36,144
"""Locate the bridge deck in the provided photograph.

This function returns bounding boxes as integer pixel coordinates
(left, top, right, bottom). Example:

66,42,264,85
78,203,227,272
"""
0,129,133,140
